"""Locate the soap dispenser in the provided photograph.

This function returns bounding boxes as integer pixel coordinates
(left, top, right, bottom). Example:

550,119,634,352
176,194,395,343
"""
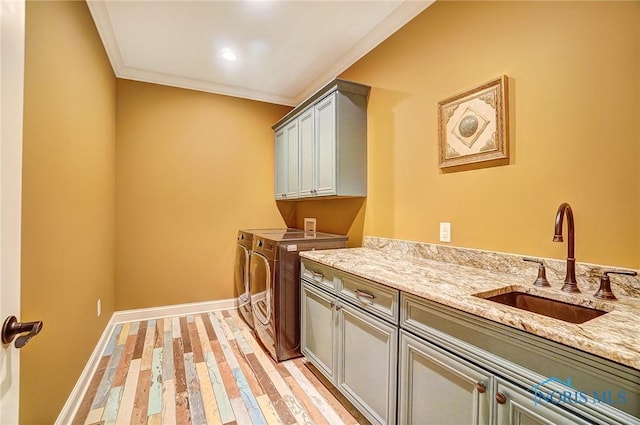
594,270,637,300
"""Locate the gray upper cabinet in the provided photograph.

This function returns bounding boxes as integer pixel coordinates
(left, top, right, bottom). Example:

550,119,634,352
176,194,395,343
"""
273,79,370,200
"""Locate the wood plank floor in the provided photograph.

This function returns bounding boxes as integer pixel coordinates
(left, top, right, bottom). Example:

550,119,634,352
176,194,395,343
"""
72,309,368,425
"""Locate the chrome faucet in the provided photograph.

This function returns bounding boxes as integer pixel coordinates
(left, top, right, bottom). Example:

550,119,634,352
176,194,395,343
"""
553,203,579,293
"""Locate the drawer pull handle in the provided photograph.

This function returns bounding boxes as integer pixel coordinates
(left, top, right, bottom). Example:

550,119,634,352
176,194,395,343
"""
355,289,375,304
476,382,486,393
311,271,324,281
495,392,507,404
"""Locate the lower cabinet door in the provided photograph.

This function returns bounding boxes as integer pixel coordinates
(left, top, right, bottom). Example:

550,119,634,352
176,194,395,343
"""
494,379,592,425
300,282,337,382
337,302,398,425
398,330,492,425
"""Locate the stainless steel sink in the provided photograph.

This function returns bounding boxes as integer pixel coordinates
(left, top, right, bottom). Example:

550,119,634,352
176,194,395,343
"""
476,290,608,324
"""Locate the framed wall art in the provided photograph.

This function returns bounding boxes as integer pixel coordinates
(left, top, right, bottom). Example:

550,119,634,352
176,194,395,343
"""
438,76,509,169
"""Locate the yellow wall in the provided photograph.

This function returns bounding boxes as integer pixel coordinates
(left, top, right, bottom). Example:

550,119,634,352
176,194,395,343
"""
324,0,640,268
21,1,116,424
115,80,291,310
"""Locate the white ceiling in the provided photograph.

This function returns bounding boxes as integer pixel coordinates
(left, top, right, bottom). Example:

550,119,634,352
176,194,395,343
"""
87,0,434,106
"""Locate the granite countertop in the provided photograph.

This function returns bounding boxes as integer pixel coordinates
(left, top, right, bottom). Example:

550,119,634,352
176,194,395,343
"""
300,246,640,371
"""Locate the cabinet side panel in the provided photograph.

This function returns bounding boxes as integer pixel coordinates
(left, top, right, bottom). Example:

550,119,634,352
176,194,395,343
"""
336,91,367,197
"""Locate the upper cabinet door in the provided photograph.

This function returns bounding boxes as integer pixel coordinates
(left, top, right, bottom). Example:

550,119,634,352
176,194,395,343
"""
315,93,337,197
274,128,287,198
274,120,299,199
298,108,315,198
284,120,299,198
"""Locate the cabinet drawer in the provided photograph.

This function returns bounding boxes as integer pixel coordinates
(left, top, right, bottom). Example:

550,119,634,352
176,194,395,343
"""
338,273,399,324
301,259,338,293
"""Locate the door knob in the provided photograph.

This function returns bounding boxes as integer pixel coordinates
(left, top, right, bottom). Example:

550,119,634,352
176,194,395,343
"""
2,316,43,348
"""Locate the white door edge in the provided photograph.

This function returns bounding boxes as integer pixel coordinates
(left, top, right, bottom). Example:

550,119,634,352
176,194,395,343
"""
0,0,25,423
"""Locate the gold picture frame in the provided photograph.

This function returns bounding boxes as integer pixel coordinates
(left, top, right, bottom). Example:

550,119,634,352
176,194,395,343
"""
438,76,509,169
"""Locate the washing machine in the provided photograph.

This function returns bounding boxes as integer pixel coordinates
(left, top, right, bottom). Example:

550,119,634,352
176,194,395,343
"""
235,228,297,329
250,230,347,361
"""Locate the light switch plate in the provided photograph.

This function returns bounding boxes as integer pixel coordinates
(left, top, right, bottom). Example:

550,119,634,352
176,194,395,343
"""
440,222,451,243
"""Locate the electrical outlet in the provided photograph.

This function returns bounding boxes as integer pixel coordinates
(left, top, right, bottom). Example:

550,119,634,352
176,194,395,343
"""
97,299,102,317
304,217,316,233
439,222,451,243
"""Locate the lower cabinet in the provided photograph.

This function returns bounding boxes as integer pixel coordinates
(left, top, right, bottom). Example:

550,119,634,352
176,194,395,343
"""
400,292,639,425
399,330,593,425
398,330,492,425
300,265,399,425
301,260,640,425
494,379,592,425
338,302,397,425
300,281,336,381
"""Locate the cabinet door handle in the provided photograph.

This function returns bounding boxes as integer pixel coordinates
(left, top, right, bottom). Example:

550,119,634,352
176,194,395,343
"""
311,271,324,281
476,382,486,393
495,392,507,404
335,302,341,311
355,289,375,304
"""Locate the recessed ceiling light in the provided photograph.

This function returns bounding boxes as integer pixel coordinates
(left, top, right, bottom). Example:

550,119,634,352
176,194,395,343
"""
220,47,237,61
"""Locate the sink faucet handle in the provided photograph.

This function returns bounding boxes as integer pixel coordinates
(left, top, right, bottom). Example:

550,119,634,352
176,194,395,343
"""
523,257,551,287
595,269,638,301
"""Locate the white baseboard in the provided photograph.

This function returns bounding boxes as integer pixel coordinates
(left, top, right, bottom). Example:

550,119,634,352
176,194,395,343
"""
55,297,238,425
113,297,238,323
